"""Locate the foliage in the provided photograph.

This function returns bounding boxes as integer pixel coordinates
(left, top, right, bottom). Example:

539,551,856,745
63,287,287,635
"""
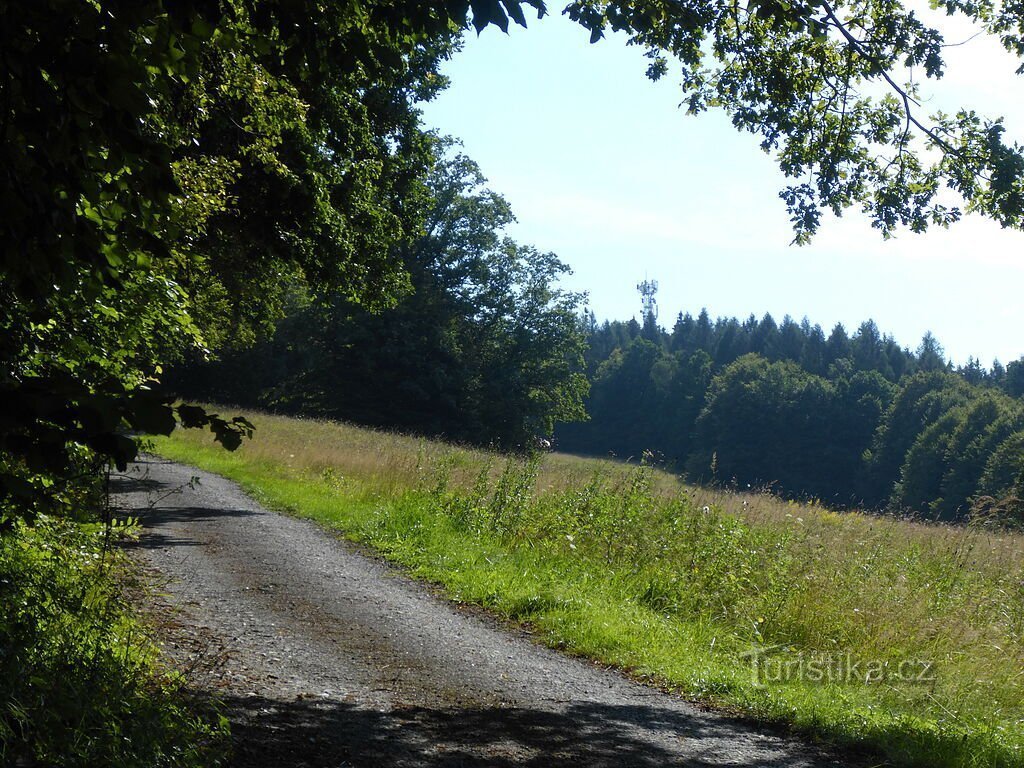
0,380,253,524
0,0,462,517
0,517,227,766
888,388,1024,517
552,0,1024,242
153,411,1024,768
560,313,1024,519
6,0,1023,762
5,0,1024,519
687,354,893,500
170,151,590,448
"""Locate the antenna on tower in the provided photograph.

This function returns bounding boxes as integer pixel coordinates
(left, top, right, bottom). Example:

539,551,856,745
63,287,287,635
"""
637,278,659,321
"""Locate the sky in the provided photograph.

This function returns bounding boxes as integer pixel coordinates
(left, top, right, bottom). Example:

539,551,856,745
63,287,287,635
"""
418,7,1024,368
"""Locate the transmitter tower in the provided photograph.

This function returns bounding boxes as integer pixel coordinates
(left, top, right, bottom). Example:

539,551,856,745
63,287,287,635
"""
637,279,659,321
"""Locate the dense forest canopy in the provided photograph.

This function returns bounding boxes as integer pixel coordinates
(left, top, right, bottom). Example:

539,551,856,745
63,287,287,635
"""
558,310,1024,521
171,150,590,448
3,0,1024,523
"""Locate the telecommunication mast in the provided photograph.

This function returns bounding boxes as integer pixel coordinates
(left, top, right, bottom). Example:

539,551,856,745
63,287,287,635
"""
637,278,659,322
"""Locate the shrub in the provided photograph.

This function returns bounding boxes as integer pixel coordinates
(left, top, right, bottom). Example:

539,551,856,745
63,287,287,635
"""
0,517,226,767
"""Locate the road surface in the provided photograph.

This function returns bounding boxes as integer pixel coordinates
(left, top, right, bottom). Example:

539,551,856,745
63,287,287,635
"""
116,457,843,768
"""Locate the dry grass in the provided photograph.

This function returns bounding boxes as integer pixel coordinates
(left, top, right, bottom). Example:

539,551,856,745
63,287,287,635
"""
195,407,1023,570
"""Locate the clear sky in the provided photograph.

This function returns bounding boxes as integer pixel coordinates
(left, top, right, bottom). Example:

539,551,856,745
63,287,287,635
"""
418,8,1024,368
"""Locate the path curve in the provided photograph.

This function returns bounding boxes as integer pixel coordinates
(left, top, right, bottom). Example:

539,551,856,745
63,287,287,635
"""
116,457,843,768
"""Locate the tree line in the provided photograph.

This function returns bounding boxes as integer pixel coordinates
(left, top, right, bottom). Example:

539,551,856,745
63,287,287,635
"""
558,312,1024,522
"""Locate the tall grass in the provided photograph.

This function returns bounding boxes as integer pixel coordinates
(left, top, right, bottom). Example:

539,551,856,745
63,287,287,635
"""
154,410,1024,768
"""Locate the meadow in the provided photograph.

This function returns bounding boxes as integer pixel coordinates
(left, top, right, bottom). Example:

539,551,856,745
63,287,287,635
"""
153,409,1024,768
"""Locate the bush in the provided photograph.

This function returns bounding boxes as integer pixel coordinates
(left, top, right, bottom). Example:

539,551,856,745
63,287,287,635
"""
0,517,226,767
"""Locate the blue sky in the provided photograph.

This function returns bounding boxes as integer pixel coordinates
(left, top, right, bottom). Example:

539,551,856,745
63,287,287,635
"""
418,10,1024,367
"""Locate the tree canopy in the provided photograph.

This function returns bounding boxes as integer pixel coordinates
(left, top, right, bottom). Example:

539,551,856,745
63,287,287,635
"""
171,150,589,448
486,0,1024,240
3,0,1023,520
2,0,461,516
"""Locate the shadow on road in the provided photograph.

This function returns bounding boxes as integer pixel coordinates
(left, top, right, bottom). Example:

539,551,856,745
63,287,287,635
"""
221,693,800,768
113,469,259,549
117,504,257,550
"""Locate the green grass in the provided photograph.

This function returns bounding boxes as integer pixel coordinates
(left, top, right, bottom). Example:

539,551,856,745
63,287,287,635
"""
154,409,1024,768
0,516,227,767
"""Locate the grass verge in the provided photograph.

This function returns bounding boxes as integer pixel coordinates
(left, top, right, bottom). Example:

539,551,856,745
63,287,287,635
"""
154,410,1024,768
0,515,227,767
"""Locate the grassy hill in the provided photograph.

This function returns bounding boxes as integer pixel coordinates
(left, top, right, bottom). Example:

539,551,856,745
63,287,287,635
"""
153,409,1024,768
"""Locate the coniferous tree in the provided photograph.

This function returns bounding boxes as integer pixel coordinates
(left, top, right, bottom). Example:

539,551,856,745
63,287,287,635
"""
778,316,806,362
563,307,1021,517
801,322,828,376
1005,358,1024,398
751,314,779,358
671,313,695,354
917,332,948,373
714,318,748,367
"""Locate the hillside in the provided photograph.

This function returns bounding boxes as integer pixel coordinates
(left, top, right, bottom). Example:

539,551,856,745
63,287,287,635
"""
153,409,1024,768
559,316,1024,520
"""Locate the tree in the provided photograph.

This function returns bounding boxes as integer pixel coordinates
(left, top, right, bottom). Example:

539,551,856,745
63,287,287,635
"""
569,338,664,457
800,321,828,376
851,321,887,376
959,357,988,387
2,0,462,516
670,312,696,354
777,315,806,362
714,318,749,367
553,0,1024,240
825,324,853,368
1005,358,1024,398
694,309,714,351
6,0,1024,518
565,305,1023,511
640,311,664,344
891,393,1023,518
172,151,589,448
751,313,780,358
940,402,1024,517
916,332,949,373
976,430,1024,522
863,372,973,505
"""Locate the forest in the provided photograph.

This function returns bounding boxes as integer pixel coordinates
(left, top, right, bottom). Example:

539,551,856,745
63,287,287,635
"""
560,312,1024,520
172,168,1024,523
6,0,1024,525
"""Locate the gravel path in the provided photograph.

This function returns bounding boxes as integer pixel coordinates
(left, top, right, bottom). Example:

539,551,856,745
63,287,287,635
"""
116,456,844,768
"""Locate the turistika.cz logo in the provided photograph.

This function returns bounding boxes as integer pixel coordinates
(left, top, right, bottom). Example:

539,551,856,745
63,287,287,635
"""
740,646,937,686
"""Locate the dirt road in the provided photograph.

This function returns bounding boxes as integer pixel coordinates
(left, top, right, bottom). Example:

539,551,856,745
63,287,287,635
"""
116,457,843,767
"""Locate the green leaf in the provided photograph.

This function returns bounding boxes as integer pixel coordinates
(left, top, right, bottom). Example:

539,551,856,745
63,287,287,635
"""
505,1,528,27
